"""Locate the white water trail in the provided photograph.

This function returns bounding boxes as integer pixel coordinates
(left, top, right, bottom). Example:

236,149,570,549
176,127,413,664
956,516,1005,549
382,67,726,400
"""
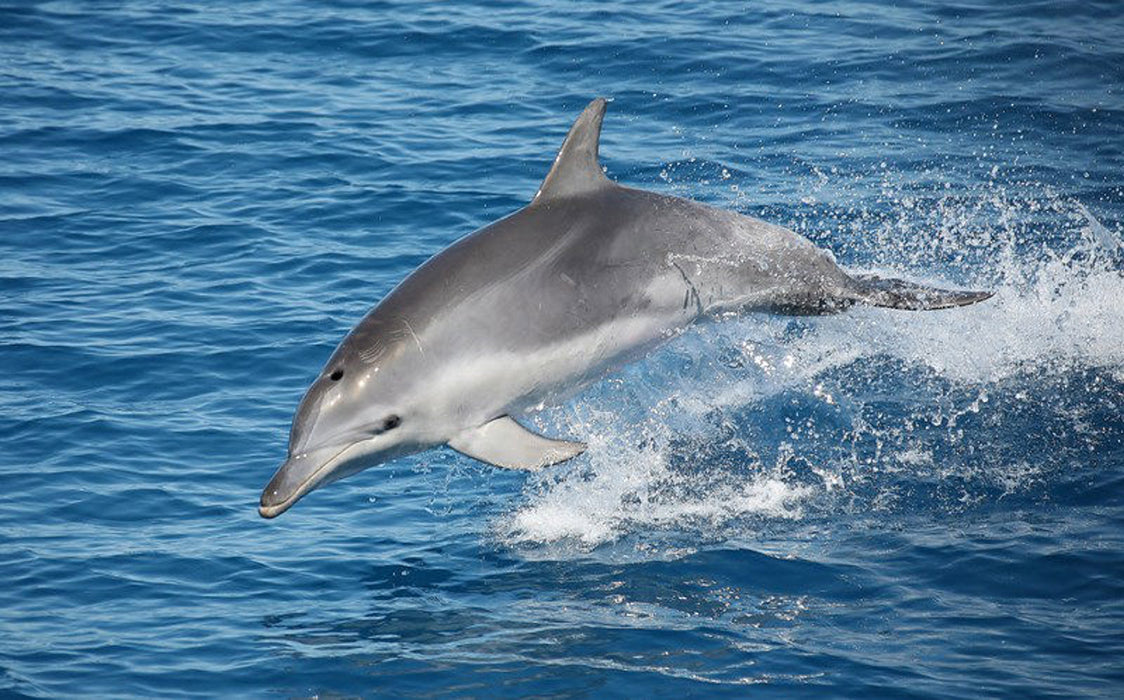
497,186,1124,551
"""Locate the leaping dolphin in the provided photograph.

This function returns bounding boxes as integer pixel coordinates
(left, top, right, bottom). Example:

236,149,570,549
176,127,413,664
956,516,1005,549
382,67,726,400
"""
259,98,991,518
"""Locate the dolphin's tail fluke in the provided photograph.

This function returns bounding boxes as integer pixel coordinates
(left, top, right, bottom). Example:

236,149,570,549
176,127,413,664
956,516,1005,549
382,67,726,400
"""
846,272,993,310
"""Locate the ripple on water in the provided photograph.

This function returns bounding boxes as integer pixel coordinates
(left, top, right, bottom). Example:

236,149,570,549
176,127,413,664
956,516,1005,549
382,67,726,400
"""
1,0,1123,697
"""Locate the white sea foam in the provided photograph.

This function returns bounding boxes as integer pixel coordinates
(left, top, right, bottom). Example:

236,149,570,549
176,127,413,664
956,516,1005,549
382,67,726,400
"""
496,187,1124,551
502,439,813,547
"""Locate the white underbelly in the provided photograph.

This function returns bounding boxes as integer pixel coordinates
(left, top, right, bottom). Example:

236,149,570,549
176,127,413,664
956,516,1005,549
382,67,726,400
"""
419,308,688,433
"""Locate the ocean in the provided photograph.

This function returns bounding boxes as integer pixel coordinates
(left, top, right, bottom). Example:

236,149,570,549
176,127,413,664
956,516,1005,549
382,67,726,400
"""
2,1,1123,697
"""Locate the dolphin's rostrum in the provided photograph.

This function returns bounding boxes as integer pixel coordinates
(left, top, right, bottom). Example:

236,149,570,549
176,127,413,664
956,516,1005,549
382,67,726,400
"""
258,98,991,518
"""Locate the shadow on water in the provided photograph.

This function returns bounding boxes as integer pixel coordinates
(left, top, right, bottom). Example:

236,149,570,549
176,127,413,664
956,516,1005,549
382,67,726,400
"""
258,541,878,694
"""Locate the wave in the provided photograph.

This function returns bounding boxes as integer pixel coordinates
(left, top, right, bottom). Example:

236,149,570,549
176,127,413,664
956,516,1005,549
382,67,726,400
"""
497,183,1124,553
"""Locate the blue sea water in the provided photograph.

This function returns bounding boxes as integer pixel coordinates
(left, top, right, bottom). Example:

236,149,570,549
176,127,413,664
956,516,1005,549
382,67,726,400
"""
2,0,1124,696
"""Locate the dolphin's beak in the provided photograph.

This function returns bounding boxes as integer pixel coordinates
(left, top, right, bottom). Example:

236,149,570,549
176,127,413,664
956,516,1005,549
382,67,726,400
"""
258,443,353,518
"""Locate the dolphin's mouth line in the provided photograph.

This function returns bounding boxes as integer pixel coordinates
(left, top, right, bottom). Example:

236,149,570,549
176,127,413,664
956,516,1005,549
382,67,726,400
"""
258,442,357,519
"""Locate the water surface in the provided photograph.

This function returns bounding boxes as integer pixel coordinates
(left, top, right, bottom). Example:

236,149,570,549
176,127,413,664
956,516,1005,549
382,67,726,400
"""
2,1,1123,697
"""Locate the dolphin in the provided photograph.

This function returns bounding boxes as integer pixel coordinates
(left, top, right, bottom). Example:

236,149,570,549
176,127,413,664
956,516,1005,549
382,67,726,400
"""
258,98,991,518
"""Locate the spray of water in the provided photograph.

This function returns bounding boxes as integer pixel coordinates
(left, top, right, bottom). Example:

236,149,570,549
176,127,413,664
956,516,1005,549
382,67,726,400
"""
496,181,1124,552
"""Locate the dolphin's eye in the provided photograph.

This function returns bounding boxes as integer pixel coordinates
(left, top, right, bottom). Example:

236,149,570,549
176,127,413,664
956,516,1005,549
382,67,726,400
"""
329,369,344,381
382,415,401,431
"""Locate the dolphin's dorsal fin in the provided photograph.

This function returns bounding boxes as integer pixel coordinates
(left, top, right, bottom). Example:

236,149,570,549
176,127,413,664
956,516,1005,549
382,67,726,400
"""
533,98,611,202
448,416,586,470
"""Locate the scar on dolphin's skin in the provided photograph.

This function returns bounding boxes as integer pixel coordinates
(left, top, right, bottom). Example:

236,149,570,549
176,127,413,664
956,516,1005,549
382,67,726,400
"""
259,97,992,519
669,260,704,315
398,317,424,357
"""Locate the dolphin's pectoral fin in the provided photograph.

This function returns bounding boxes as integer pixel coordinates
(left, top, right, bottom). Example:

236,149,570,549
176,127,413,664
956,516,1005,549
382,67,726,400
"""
448,416,586,471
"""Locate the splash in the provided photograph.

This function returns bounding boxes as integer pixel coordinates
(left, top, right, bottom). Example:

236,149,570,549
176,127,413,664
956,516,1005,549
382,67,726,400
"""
501,416,816,548
497,183,1124,552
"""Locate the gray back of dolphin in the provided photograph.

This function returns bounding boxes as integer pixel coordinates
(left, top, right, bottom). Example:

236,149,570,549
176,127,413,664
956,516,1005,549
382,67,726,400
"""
259,98,991,518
